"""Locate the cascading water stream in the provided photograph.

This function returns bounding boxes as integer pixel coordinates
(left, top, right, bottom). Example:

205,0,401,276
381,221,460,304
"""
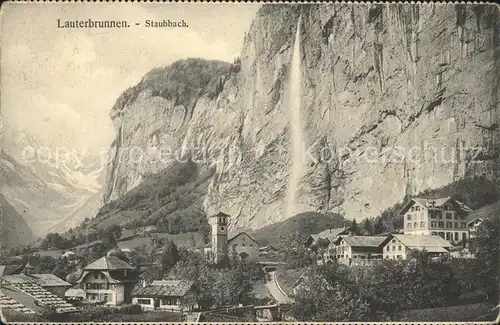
285,15,304,218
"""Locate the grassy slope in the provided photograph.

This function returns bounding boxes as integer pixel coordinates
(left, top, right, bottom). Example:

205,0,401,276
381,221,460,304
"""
396,302,497,321
252,211,347,246
275,267,311,296
75,160,214,237
467,200,500,220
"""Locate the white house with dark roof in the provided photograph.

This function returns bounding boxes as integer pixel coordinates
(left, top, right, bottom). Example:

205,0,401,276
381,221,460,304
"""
399,197,472,243
382,234,453,260
332,235,387,265
75,253,140,305
468,217,484,240
132,280,196,312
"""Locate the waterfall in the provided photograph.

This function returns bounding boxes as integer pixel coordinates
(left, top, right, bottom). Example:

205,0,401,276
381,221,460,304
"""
285,15,304,218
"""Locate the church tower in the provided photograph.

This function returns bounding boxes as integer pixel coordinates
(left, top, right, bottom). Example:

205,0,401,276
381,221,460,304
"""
209,212,230,262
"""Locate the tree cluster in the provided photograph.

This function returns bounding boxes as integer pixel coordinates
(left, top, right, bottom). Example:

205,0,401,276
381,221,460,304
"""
288,217,500,321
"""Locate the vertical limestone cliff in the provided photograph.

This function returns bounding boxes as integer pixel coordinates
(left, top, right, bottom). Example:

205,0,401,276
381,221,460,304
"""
103,3,500,230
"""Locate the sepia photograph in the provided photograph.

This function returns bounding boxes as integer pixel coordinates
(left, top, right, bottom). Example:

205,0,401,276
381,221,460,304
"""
0,1,499,323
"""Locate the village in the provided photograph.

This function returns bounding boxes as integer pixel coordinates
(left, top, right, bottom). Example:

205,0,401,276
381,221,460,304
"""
0,195,498,322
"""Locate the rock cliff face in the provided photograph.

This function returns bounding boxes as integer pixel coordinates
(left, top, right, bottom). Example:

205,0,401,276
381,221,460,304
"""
104,3,500,231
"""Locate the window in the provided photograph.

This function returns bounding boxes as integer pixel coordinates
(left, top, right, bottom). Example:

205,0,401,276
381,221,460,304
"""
397,255,402,260
454,232,459,241
94,274,99,279
461,222,466,228
392,246,396,251
398,245,402,251
103,294,109,302
386,246,390,251
137,299,151,305
446,213,452,219
416,206,420,211
407,214,412,221
454,214,458,220
460,215,466,220
462,233,467,240
437,211,442,219
100,273,105,280
407,223,412,229
420,221,425,228
432,232,437,235
446,222,452,228
455,222,458,228
431,221,437,227
438,221,444,228
414,222,418,228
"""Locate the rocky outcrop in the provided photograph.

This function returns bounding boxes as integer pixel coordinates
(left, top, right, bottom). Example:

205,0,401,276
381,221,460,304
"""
104,3,500,231
0,192,36,247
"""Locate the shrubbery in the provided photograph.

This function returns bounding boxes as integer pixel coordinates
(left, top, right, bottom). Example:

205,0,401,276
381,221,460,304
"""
289,217,500,321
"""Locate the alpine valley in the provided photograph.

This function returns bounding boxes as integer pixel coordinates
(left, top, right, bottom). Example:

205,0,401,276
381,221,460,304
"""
1,3,499,246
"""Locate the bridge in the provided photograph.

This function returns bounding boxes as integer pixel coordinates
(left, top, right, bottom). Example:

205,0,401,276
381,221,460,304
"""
257,261,286,272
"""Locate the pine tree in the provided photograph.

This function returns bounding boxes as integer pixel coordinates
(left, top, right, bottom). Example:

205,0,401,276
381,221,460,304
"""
373,217,385,234
350,218,360,234
361,218,374,236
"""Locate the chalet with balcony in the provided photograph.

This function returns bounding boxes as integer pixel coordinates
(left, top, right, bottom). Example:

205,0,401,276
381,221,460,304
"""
332,235,387,266
75,253,140,306
132,280,196,312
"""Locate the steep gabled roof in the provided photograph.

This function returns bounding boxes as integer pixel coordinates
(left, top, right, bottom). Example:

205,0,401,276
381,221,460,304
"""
467,217,484,226
83,256,136,271
1,274,70,287
341,236,387,248
0,264,24,276
227,232,260,246
399,197,472,215
306,227,351,246
392,234,452,249
133,280,194,297
209,212,231,219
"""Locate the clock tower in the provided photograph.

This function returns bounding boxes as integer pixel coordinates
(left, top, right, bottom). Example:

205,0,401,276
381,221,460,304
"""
209,212,230,262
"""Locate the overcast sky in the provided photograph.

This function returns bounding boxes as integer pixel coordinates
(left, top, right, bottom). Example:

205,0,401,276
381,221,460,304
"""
1,2,260,154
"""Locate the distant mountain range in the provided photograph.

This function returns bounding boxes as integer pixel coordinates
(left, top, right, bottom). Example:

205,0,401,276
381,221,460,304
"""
0,128,106,241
